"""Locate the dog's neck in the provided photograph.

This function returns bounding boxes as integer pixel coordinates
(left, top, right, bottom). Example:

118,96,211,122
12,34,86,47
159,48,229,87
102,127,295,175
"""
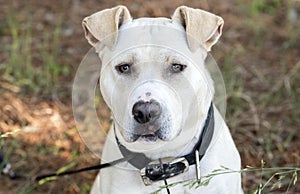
114,102,214,170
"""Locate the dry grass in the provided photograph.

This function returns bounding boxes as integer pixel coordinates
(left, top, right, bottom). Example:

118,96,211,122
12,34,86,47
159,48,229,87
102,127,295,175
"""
0,0,299,193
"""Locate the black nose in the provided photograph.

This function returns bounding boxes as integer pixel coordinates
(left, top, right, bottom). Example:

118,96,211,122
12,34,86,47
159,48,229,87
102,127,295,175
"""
132,100,162,124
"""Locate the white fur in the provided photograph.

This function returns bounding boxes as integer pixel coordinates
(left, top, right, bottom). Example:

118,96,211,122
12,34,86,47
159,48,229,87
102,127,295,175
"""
89,17,243,194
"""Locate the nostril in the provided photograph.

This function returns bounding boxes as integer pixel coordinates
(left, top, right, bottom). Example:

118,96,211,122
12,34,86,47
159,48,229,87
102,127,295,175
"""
133,110,146,123
149,100,161,118
132,101,149,124
132,100,161,124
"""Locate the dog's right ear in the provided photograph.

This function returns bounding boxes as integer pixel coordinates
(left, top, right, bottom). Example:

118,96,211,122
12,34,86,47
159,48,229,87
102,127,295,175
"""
172,6,224,52
82,6,132,50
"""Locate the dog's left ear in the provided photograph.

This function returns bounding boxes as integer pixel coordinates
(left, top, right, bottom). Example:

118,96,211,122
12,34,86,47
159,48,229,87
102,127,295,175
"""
82,6,132,50
172,6,224,52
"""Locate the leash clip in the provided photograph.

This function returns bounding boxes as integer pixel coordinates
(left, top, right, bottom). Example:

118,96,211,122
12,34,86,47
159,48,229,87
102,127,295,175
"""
140,157,189,186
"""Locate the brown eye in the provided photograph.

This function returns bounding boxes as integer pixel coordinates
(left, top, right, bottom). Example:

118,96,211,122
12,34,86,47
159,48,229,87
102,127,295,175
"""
171,63,186,73
116,64,131,73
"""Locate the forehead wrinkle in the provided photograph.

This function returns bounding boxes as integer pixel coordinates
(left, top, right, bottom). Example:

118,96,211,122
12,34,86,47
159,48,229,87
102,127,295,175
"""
112,47,155,68
109,51,135,68
159,49,188,65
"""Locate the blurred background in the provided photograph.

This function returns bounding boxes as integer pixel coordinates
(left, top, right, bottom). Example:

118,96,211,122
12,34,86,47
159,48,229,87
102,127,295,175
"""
0,0,299,193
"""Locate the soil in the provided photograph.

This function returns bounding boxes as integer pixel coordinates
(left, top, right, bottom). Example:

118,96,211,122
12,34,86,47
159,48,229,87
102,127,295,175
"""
0,0,299,193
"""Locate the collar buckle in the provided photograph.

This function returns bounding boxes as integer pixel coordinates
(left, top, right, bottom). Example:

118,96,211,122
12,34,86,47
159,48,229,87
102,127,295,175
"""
140,157,189,186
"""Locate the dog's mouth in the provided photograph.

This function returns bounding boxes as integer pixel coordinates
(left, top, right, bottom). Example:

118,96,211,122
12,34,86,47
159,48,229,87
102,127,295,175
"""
139,133,159,142
125,116,173,143
130,130,160,142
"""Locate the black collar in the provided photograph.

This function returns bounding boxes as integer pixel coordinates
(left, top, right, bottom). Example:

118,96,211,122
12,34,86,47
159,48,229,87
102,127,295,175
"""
115,102,214,170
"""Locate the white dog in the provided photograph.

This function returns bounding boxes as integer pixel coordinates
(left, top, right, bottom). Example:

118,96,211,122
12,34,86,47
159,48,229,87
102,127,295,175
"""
82,5,243,194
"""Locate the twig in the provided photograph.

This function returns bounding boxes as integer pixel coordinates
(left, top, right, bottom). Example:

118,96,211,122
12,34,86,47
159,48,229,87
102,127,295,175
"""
151,165,300,194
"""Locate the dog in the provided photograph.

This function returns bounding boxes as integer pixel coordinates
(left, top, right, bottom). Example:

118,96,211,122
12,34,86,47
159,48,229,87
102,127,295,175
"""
82,5,243,194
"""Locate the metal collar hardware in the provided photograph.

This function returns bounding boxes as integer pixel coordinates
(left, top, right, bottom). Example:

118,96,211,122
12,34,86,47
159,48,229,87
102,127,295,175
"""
140,157,189,185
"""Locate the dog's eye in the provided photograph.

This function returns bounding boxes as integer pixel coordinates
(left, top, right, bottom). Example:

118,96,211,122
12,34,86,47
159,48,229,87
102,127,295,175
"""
171,63,186,73
116,64,131,73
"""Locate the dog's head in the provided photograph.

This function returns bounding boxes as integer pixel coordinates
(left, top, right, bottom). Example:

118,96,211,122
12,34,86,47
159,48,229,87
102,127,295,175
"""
82,6,223,153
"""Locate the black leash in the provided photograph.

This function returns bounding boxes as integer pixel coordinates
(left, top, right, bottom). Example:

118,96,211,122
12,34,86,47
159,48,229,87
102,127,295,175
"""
35,155,133,181
159,158,171,194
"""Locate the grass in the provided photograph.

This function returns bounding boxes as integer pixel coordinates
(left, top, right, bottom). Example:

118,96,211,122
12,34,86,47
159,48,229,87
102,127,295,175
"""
221,63,300,189
0,0,299,193
0,9,73,191
0,127,94,194
150,162,300,194
1,8,69,96
237,0,285,17
221,50,246,131
216,2,300,192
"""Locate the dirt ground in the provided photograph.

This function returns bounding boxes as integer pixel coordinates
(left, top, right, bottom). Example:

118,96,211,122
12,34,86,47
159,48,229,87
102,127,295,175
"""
0,0,300,193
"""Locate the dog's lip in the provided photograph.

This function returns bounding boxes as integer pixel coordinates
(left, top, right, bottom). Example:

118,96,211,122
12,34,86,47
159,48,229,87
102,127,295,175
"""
131,130,160,142
139,133,158,142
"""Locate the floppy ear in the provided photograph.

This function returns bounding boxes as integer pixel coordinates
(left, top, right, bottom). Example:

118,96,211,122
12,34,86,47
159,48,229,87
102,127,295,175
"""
172,6,224,52
82,5,132,50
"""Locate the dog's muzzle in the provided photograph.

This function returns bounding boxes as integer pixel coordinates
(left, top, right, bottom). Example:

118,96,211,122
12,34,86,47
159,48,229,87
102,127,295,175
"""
130,99,164,141
140,157,189,185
